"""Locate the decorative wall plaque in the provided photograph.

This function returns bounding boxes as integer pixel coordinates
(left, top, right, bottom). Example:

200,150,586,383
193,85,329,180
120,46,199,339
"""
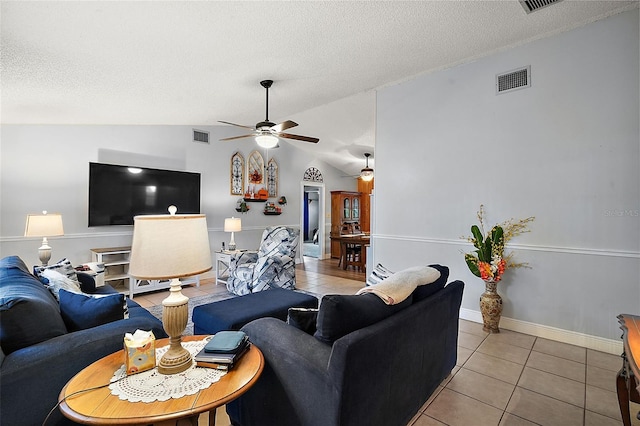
230,152,244,195
303,167,323,182
247,151,264,185
267,158,278,198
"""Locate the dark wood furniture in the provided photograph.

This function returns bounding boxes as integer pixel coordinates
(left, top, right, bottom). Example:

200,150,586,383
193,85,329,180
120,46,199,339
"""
330,234,370,272
59,335,264,426
330,191,362,258
617,314,640,426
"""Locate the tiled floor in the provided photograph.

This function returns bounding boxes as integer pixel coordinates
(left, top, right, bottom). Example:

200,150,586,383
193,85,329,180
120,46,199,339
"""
133,258,638,426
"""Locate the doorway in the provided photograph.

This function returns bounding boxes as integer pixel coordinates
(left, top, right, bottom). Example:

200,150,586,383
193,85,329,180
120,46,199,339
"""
300,182,325,260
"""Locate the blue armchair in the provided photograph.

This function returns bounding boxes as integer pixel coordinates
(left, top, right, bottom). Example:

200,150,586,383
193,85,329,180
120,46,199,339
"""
226,226,299,295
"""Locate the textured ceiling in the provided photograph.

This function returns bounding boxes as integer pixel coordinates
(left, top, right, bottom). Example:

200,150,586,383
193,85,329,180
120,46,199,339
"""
1,0,637,175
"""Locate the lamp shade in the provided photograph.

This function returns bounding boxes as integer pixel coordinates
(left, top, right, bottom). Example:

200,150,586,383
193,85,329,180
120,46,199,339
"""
24,212,64,237
255,134,278,149
129,213,212,280
224,217,242,233
360,168,374,182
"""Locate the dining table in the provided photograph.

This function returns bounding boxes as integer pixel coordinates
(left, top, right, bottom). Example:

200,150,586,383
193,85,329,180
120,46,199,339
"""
330,234,370,272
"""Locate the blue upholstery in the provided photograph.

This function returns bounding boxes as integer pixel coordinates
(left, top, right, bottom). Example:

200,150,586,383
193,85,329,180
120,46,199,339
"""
193,288,318,335
227,276,464,426
0,256,167,426
226,226,300,295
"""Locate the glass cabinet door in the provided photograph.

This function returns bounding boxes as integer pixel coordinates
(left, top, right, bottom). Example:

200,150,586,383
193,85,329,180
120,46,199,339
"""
343,198,351,219
352,197,360,220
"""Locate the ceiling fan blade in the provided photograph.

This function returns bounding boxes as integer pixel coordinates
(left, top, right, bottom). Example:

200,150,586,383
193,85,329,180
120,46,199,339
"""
220,134,255,141
278,132,319,143
271,120,298,133
218,120,255,130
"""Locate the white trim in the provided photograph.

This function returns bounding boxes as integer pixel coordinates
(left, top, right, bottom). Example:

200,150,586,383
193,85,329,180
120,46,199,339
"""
373,234,640,259
459,308,623,355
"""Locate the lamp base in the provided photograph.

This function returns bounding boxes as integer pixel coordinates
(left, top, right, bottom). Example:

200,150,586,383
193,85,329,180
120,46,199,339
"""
159,279,192,375
157,338,192,374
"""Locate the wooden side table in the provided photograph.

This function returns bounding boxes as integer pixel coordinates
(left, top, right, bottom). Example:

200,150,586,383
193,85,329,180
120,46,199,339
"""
59,336,263,426
617,314,640,426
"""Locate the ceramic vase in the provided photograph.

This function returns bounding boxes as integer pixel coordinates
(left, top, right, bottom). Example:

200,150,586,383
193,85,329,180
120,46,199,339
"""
479,280,502,333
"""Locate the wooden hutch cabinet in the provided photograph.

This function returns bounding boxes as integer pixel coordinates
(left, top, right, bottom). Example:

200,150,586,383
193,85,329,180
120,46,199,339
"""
330,191,362,258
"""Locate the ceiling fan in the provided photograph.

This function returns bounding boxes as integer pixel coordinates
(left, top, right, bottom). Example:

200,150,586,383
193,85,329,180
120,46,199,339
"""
219,80,319,148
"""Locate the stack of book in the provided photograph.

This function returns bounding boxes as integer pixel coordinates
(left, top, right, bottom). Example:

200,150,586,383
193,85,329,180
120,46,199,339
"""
195,331,250,371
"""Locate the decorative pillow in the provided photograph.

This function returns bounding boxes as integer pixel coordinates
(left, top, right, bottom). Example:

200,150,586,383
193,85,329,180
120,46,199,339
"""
34,258,80,286
287,307,318,335
59,289,127,332
366,263,394,286
0,256,68,354
314,293,413,345
413,264,449,301
41,269,83,301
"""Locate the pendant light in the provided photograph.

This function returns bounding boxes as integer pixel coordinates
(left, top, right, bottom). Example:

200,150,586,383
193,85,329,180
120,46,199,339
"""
360,153,374,182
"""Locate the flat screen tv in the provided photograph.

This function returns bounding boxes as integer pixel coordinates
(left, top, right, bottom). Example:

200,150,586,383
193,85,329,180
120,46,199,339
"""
88,162,201,226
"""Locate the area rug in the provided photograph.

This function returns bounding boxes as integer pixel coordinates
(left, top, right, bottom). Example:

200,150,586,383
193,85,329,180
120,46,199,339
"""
146,289,320,335
303,242,320,258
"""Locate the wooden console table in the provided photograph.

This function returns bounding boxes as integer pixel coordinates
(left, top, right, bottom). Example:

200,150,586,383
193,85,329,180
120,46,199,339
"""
617,314,640,426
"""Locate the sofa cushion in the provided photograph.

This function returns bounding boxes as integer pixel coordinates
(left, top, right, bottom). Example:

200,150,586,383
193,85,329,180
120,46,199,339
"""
314,293,413,345
287,307,318,335
59,289,127,331
0,256,68,354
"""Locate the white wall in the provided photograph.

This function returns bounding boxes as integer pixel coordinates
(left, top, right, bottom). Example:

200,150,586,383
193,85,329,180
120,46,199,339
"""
0,124,355,266
374,10,639,350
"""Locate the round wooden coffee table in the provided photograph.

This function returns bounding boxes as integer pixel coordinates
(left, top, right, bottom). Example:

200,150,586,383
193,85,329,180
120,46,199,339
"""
59,335,263,425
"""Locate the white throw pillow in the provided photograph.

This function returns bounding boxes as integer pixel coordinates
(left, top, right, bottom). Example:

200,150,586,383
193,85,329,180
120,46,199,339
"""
41,269,83,301
366,263,394,286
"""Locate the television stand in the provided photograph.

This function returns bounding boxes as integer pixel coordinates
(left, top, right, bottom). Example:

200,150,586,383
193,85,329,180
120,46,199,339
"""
90,247,199,298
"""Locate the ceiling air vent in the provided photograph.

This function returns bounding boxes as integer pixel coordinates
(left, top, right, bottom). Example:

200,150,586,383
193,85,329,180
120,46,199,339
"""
519,0,563,14
192,129,210,144
496,66,531,95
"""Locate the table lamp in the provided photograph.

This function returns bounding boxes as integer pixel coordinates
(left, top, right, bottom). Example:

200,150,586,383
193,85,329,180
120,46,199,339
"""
24,211,64,266
129,206,212,375
224,217,241,251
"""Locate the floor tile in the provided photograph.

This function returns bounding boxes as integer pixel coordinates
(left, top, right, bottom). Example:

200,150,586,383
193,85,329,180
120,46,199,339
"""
587,348,621,372
485,329,536,350
585,384,622,421
586,364,617,392
425,388,504,426
463,351,524,385
526,350,585,383
457,345,473,366
446,367,516,410
458,330,486,351
506,387,584,426
459,319,489,337
517,367,585,408
532,338,586,363
498,413,539,426
411,414,447,426
584,409,624,426
477,338,531,365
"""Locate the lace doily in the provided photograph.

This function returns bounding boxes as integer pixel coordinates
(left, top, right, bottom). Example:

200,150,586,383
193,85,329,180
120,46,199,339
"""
109,339,227,403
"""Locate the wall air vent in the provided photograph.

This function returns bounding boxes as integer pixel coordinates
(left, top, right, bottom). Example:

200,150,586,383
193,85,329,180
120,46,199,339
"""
519,0,563,14
192,129,210,144
496,66,531,95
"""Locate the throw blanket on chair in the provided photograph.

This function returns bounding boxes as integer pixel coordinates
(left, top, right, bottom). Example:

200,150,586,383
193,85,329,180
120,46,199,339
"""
356,266,440,305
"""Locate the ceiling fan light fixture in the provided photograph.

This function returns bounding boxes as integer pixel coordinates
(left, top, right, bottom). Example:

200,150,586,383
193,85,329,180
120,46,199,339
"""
360,152,374,181
255,134,279,149
360,167,374,181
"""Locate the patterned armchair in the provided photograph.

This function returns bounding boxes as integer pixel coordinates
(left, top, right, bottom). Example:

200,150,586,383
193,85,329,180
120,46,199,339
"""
226,226,300,296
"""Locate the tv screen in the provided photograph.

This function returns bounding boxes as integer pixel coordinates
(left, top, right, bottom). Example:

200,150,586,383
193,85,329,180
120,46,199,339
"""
88,162,201,226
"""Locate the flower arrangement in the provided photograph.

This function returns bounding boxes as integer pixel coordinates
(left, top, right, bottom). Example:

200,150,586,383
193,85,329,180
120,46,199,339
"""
464,205,535,283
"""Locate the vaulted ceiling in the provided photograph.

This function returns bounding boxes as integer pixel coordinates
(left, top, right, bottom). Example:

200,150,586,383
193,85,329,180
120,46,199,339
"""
2,1,636,175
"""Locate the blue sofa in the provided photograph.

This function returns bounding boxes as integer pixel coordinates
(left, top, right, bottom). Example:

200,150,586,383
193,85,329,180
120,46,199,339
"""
0,256,167,426
227,265,464,426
